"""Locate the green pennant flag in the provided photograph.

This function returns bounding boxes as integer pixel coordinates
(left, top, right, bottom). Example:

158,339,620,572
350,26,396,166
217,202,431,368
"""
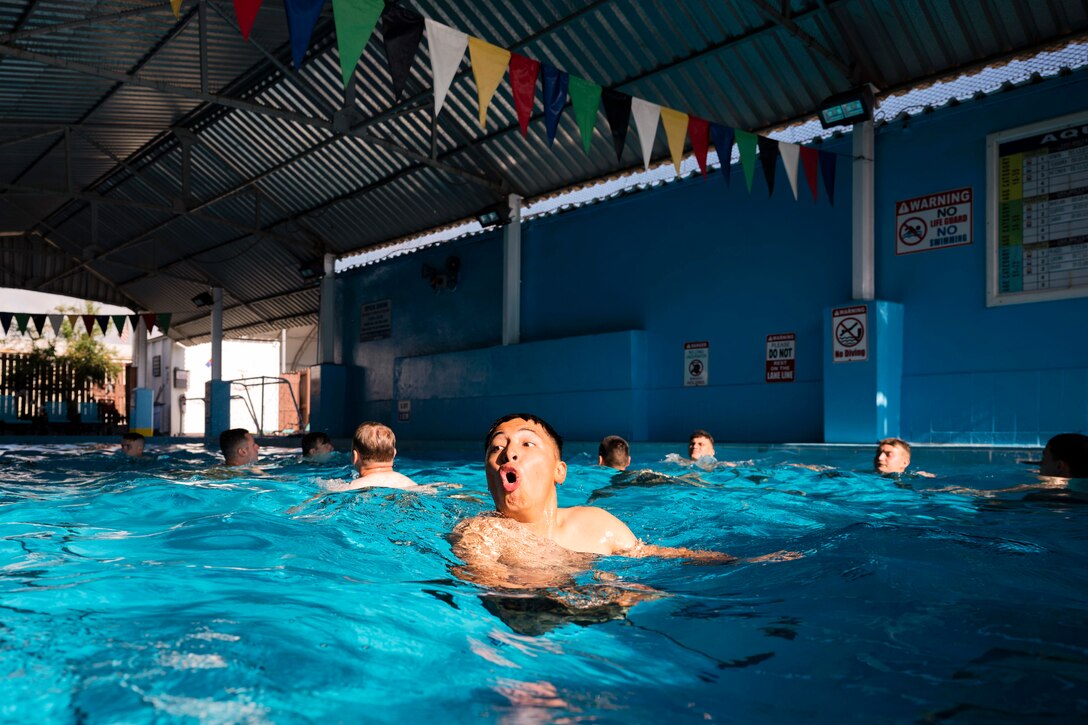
156,313,172,335
569,76,602,156
736,130,758,192
113,315,129,335
334,0,384,88
15,313,30,335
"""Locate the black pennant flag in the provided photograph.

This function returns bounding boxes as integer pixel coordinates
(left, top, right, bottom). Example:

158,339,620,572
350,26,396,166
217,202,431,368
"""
601,88,632,163
757,136,779,197
381,2,425,99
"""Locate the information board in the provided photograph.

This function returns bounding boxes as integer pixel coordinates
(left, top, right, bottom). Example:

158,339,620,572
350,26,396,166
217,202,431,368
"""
987,110,1088,306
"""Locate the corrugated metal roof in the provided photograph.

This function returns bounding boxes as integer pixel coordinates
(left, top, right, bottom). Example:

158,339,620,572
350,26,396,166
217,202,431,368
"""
1,0,1087,343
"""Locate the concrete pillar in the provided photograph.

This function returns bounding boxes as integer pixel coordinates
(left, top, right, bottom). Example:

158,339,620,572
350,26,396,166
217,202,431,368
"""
852,120,875,301
318,254,339,364
131,387,153,437
502,193,522,346
210,286,223,381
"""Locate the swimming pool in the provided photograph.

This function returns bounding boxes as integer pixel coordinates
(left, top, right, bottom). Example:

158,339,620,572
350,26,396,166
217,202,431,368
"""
1,441,1085,722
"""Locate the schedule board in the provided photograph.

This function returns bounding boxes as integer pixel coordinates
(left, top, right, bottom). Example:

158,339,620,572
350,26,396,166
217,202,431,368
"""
987,110,1088,306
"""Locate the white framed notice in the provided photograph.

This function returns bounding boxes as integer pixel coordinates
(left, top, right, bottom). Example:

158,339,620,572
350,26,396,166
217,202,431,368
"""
683,341,709,387
987,110,1088,306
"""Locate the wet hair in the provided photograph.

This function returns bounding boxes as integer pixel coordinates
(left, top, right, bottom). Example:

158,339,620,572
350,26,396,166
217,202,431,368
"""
878,437,911,455
219,428,250,459
689,429,714,445
301,431,331,456
121,432,145,443
485,413,563,457
598,435,630,467
352,422,396,463
1045,433,1088,478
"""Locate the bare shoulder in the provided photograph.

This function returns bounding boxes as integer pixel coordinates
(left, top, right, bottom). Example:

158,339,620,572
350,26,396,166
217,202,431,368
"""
557,506,638,555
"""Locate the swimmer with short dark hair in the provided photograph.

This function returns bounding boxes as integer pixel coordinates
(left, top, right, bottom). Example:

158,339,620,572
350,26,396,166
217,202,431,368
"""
598,435,630,471
1041,433,1088,478
451,414,798,589
301,431,334,461
120,432,145,458
219,428,261,470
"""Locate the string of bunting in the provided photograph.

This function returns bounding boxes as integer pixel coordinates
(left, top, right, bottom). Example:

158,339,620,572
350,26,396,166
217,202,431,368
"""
0,313,172,337
174,0,839,204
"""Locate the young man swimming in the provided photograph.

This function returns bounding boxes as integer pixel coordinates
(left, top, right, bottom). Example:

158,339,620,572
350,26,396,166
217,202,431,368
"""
451,413,796,588
336,421,419,490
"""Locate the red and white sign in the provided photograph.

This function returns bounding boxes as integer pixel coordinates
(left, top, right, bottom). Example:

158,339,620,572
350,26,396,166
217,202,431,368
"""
895,187,972,255
766,333,796,383
832,305,868,362
684,341,709,387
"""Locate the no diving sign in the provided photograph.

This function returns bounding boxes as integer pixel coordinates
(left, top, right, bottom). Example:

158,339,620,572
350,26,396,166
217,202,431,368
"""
684,341,709,387
895,187,972,255
832,305,868,363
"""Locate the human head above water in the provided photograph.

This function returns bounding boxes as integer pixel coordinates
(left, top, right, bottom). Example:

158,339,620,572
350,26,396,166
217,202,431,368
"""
598,435,630,470
219,428,258,466
120,432,145,457
874,438,911,474
484,413,563,458
301,431,333,458
1041,433,1088,478
688,430,715,460
352,422,397,464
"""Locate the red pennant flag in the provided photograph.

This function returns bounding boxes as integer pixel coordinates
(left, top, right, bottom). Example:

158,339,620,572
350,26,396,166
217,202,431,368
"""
82,315,97,334
142,313,157,332
233,0,262,40
688,116,710,178
509,53,540,138
800,146,819,202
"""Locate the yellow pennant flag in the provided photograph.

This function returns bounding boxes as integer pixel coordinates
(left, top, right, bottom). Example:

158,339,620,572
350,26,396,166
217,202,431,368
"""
660,107,689,175
468,37,510,128
170,0,183,18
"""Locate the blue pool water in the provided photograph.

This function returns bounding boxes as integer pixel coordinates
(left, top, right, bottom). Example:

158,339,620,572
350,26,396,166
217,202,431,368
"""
1,441,1086,722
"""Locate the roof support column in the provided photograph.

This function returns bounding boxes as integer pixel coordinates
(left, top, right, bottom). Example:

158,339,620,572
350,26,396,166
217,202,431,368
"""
502,194,522,346
210,286,223,381
852,120,875,300
318,254,339,364
205,286,229,441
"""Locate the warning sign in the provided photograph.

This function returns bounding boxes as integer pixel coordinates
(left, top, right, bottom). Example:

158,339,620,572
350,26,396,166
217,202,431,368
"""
397,400,411,422
684,341,709,387
832,305,868,363
766,333,795,383
895,187,972,255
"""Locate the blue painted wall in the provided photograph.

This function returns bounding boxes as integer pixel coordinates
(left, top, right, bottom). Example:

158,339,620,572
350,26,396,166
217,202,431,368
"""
337,68,1088,445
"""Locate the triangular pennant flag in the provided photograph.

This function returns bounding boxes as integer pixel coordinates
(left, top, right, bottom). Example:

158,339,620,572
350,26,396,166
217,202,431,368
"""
425,20,468,117
129,314,141,332
233,0,262,40
569,76,602,156
48,314,64,335
170,0,184,19
688,116,710,178
709,123,735,186
67,314,79,330
757,136,779,196
631,97,660,171
0,312,12,335
381,1,424,99
142,313,157,332
15,313,30,335
541,64,569,147
467,37,510,129
96,315,111,335
800,146,819,202
735,130,758,192
284,0,326,70
819,150,837,206
779,142,801,200
31,314,46,335
509,53,540,138
601,88,632,163
112,315,129,335
660,107,689,175
82,314,98,334
333,0,383,89
156,313,173,335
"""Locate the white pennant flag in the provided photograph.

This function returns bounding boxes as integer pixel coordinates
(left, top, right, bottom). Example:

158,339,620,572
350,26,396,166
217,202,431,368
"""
631,97,661,171
48,313,64,334
425,19,468,118
779,141,801,200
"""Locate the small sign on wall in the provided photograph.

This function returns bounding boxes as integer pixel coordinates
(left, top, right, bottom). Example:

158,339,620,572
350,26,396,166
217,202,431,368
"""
832,305,868,362
360,299,392,341
766,333,796,383
397,400,411,421
684,341,709,387
895,187,972,255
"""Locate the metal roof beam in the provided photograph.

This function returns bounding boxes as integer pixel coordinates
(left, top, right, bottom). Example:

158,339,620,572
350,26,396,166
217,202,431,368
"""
752,0,862,86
